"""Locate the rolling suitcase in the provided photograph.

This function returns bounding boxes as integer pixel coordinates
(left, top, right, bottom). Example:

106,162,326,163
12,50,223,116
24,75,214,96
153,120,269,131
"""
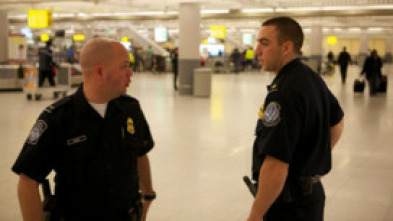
354,79,365,93
378,75,387,93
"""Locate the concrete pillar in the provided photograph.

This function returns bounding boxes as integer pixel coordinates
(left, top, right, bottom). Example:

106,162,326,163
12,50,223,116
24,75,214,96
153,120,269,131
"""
385,37,392,62
178,2,200,95
358,30,369,66
310,25,322,73
359,31,369,57
0,10,9,63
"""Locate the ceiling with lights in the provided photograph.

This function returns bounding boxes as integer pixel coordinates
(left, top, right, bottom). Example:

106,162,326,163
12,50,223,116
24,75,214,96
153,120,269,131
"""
1,0,393,36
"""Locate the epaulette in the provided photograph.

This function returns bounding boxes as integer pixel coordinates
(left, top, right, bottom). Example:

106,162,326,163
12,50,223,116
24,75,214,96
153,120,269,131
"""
118,94,139,103
44,96,72,114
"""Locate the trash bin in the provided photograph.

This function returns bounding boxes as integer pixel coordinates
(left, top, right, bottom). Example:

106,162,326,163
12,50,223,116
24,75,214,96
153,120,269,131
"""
193,68,211,97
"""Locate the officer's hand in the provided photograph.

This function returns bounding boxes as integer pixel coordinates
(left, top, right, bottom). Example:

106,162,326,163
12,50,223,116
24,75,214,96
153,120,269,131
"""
247,215,262,221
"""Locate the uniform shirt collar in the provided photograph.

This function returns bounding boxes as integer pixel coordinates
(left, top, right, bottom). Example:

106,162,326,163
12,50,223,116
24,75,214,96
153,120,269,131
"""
72,85,125,118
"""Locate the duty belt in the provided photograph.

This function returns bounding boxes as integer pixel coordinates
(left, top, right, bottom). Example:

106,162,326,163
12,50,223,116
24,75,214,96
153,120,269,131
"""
279,175,322,202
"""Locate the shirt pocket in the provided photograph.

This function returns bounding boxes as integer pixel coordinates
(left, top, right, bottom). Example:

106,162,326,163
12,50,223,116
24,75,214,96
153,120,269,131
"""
122,131,140,157
61,136,94,186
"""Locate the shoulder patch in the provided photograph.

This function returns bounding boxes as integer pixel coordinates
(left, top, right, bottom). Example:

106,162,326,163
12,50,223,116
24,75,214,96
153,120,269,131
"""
262,102,281,127
26,120,48,145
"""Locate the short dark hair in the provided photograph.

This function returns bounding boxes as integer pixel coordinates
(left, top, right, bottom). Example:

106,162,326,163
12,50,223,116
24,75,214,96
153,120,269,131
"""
262,16,304,54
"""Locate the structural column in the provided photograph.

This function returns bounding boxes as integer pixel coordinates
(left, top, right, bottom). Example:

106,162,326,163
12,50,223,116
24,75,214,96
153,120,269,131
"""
310,25,323,73
178,3,200,95
358,30,369,66
386,37,392,62
0,10,9,63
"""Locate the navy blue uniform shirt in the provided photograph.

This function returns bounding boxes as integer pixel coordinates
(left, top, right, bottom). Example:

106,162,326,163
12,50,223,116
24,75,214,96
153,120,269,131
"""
12,86,154,215
252,58,343,182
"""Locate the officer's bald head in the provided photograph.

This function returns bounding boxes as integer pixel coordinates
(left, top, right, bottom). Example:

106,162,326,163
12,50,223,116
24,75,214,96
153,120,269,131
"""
80,38,115,76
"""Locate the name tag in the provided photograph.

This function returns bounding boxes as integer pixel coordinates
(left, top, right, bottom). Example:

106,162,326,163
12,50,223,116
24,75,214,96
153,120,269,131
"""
67,135,87,146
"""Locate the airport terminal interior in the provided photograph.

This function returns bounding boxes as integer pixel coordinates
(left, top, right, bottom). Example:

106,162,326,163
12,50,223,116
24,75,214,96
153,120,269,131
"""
1,0,393,220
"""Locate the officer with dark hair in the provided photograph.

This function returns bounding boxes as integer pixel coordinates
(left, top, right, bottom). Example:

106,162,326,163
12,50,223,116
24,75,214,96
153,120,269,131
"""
13,38,156,221
247,16,344,221
38,39,56,87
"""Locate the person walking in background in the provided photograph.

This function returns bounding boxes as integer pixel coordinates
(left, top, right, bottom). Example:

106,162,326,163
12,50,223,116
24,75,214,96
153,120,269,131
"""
38,39,56,87
361,49,383,96
245,47,255,71
327,51,334,64
146,46,154,71
338,47,352,84
66,44,76,64
230,48,241,73
171,48,179,90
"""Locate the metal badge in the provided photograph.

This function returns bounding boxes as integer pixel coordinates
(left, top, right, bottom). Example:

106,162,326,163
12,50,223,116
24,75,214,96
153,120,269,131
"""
258,104,264,120
127,118,135,134
262,101,281,127
66,135,87,146
26,120,48,145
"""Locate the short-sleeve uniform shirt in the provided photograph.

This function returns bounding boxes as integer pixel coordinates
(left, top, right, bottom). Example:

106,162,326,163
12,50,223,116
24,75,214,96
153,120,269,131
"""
12,86,154,213
252,58,343,181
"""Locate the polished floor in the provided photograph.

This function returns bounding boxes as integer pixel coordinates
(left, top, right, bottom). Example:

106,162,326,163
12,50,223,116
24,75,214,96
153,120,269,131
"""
1,64,393,221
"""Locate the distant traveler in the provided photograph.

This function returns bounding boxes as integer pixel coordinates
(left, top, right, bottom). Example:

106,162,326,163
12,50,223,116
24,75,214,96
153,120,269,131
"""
245,47,255,70
171,48,179,90
338,47,352,84
38,40,56,87
66,44,76,64
361,49,383,96
230,48,241,73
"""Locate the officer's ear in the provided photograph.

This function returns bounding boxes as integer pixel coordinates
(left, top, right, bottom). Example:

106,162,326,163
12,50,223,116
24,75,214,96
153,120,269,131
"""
92,66,104,79
282,41,293,55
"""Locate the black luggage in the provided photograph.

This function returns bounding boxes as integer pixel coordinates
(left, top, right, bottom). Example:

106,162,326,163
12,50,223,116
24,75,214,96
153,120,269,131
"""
378,75,387,93
354,79,365,93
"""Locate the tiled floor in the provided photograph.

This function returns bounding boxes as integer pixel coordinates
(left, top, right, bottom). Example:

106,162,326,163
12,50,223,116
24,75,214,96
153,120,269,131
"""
1,64,393,221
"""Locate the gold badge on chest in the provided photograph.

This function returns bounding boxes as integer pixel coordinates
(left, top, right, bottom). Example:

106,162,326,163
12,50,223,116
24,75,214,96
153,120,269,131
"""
258,105,264,120
127,118,135,134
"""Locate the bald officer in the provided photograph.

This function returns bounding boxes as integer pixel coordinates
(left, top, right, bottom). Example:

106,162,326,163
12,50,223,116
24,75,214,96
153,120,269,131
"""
13,38,156,221
247,17,344,221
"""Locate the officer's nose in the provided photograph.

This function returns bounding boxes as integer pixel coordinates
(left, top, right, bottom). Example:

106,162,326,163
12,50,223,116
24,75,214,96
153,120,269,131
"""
255,44,262,56
128,67,133,78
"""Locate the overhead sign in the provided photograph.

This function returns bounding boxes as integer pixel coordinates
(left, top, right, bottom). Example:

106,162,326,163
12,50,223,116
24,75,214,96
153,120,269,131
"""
28,10,52,28
121,36,129,42
40,33,50,42
327,36,337,45
154,27,167,42
73,34,85,42
243,33,253,45
210,26,226,39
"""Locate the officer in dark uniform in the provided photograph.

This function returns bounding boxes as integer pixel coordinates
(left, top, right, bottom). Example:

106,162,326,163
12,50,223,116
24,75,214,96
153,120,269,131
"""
247,17,344,221
13,38,156,221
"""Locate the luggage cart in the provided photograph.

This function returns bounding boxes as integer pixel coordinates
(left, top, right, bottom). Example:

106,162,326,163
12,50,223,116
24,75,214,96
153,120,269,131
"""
24,65,71,101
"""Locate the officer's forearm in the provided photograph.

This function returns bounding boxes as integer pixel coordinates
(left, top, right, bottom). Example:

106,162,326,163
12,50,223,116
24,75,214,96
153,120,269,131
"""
17,174,43,221
137,155,154,194
331,118,344,150
248,156,288,221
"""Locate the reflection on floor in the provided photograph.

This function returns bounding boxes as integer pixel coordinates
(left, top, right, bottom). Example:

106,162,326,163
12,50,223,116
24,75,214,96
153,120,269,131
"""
1,64,393,221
